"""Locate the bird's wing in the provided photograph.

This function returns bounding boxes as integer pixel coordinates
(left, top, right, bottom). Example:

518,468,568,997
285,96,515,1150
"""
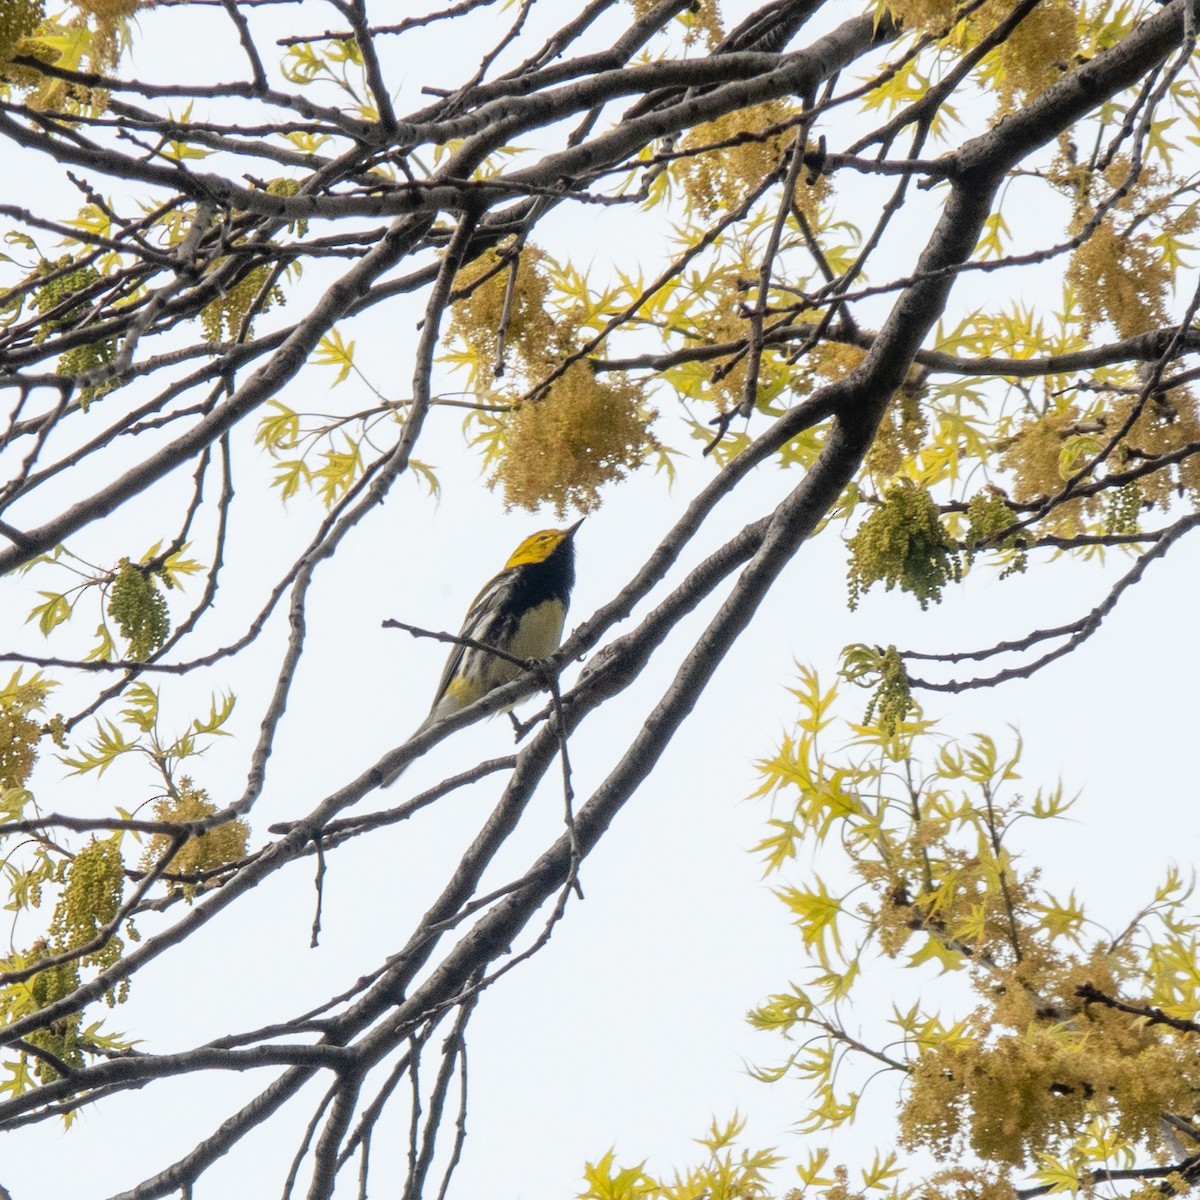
426,565,516,714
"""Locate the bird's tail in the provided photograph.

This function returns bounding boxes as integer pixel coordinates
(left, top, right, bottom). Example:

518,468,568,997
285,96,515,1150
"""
379,711,439,789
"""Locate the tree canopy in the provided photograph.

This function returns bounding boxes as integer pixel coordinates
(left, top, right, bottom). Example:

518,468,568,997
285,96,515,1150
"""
2,0,1200,1198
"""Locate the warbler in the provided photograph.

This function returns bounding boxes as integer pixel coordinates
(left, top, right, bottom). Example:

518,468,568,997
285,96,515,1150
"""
382,519,583,787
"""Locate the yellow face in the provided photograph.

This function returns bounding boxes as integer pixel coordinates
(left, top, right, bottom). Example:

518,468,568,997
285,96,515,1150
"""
503,528,569,569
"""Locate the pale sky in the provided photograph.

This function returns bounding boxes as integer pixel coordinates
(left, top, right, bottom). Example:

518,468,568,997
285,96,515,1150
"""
2,2,1198,1197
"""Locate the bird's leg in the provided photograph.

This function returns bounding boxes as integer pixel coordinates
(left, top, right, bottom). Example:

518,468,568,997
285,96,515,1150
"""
510,657,562,740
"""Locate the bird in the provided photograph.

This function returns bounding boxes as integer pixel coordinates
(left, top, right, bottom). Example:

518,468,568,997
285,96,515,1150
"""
381,519,583,787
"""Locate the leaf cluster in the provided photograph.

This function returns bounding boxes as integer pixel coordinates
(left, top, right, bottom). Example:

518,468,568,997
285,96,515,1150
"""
141,779,249,900
0,0,42,68
737,670,1200,1199
450,245,661,515
581,1115,781,1200
847,481,963,610
200,262,286,344
27,255,116,398
106,558,170,662
0,669,53,794
1,832,131,1088
61,681,235,779
0,685,240,1100
23,544,200,664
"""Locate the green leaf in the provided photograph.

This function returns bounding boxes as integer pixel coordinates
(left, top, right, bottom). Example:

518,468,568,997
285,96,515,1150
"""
905,936,968,974
84,622,118,663
60,720,137,776
861,1150,904,1190
15,545,64,576
27,591,72,637
272,459,310,502
255,401,301,453
120,683,159,734
193,691,235,736
778,877,843,964
796,1147,833,1188
1031,1152,1084,1195
408,458,441,498
313,438,363,508
578,1150,655,1200
312,327,355,384
160,546,205,586
0,1058,34,1099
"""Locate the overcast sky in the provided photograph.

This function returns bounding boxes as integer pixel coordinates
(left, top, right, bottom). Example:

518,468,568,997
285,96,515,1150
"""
2,2,1198,1197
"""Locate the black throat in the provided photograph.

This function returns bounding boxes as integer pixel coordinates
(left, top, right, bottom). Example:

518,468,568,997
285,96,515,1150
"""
508,539,575,612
